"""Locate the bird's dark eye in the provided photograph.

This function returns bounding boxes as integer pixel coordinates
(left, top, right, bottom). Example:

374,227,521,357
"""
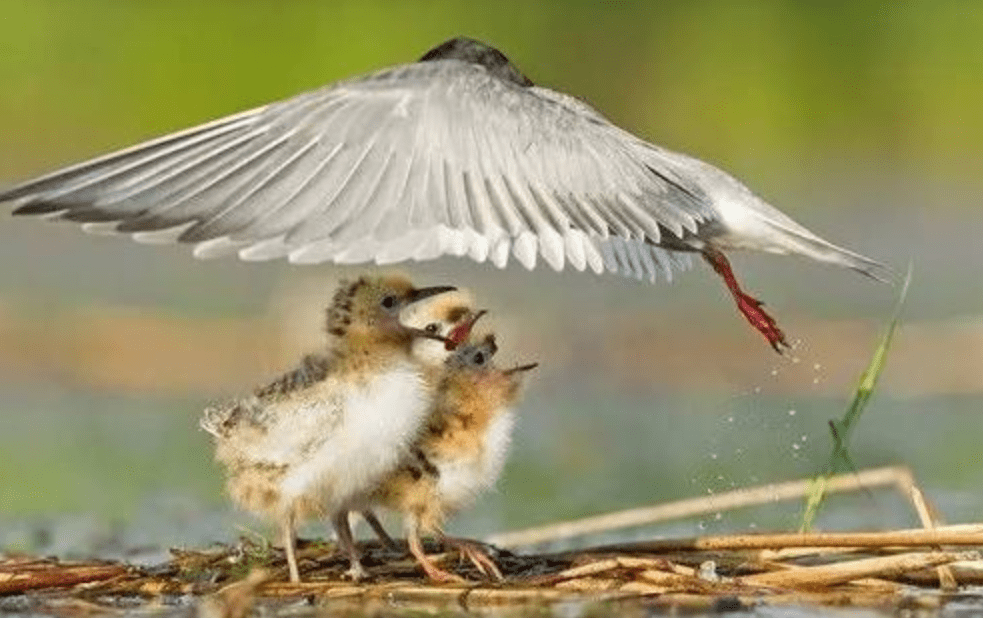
381,295,396,309
473,352,485,365
425,323,440,334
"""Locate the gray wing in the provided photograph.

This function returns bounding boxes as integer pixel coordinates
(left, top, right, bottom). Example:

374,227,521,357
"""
1,59,741,282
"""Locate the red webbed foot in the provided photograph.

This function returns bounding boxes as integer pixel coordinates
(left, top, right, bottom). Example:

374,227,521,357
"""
702,248,790,353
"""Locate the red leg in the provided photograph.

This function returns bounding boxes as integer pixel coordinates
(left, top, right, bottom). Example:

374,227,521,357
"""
702,248,789,353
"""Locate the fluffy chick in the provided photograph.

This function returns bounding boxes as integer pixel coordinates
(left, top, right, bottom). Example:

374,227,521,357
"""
200,275,454,582
372,331,536,582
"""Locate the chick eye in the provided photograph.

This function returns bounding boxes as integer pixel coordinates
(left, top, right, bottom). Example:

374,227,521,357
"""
424,323,440,334
381,295,396,309
473,352,485,365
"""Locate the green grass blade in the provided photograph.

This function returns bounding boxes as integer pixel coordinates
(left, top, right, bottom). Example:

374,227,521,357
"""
799,264,913,532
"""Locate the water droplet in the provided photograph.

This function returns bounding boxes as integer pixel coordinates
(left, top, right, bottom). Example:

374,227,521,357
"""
710,453,718,460
770,368,779,376
753,386,762,394
735,448,743,455
788,409,797,416
749,522,757,529
714,512,722,521
813,377,821,384
697,521,707,530
791,356,801,364
726,416,734,423
814,363,822,371
800,435,808,442
792,443,801,451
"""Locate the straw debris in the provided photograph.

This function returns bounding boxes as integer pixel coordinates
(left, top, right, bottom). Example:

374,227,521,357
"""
1,526,979,613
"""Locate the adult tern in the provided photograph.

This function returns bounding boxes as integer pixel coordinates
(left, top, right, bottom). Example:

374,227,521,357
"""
0,36,888,351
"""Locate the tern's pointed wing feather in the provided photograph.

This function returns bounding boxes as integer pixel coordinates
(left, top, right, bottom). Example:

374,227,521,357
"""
2,59,727,283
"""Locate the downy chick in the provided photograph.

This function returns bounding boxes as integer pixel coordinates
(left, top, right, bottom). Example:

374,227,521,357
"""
353,289,480,552
373,331,537,582
200,275,454,583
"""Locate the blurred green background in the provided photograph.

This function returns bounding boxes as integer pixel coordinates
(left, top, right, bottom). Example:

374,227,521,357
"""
1,1,981,559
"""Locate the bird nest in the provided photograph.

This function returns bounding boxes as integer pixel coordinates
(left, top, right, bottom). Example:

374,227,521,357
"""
3,527,982,616
3,467,981,616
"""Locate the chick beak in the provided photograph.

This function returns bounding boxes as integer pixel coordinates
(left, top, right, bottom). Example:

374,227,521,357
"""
405,285,457,305
504,362,539,375
391,286,456,342
405,328,451,344
446,309,488,351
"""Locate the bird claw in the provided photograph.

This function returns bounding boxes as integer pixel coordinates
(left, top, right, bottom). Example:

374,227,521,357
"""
734,291,789,353
702,248,790,353
446,538,504,581
422,565,467,584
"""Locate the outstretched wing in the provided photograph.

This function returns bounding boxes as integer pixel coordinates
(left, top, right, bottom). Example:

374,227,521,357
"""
1,59,723,281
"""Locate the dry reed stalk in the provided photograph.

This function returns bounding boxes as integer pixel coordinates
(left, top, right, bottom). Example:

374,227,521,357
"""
900,470,958,589
619,556,695,575
488,466,928,547
559,528,983,556
900,561,983,586
759,523,983,560
645,592,728,611
0,559,128,595
618,581,670,595
760,590,921,609
741,551,977,589
635,568,731,594
845,578,905,592
554,577,624,592
546,558,621,581
463,587,625,605
257,581,599,606
532,556,693,587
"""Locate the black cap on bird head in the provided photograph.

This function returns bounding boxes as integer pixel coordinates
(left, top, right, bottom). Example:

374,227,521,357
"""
419,37,534,87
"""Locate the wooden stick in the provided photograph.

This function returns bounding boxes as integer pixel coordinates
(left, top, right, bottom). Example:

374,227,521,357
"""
551,529,983,556
760,523,983,560
896,468,959,589
487,466,923,547
742,551,977,589
0,560,128,595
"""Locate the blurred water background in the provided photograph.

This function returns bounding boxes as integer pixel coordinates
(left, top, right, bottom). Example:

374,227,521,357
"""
0,1,981,570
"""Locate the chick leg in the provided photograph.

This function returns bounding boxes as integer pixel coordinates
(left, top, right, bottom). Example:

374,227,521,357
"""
281,513,300,583
406,519,464,584
702,247,789,353
331,511,366,581
360,509,401,551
